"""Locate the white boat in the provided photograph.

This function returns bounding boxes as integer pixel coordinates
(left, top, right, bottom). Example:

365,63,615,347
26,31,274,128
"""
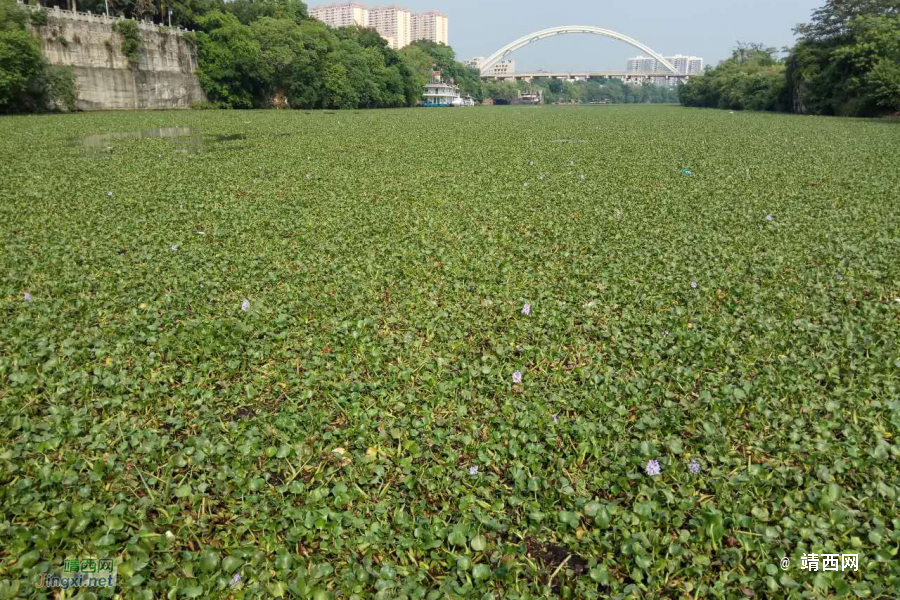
423,72,473,107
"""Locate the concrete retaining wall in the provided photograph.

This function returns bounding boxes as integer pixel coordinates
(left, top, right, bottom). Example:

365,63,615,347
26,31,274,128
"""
25,5,206,110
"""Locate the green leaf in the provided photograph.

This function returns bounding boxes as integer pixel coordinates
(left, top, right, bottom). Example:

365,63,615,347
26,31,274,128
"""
472,564,491,580
199,550,219,572
181,586,204,598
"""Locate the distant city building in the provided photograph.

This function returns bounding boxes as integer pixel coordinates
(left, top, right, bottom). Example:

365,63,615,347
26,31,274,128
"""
411,11,448,45
668,55,704,75
368,5,411,49
310,3,446,50
464,57,515,77
627,54,703,86
627,54,703,75
627,56,659,74
309,2,370,28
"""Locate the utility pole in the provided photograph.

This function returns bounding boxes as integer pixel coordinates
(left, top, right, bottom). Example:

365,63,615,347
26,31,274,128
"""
104,0,109,16
168,8,172,26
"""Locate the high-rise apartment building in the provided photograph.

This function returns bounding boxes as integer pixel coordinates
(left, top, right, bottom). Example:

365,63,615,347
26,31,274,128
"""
411,11,448,45
367,5,412,49
463,57,515,77
667,55,704,75
627,54,704,75
309,2,370,28
627,56,659,74
309,3,446,50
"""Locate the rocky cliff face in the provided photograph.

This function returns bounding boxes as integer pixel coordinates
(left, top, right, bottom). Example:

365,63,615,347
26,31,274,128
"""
31,6,205,110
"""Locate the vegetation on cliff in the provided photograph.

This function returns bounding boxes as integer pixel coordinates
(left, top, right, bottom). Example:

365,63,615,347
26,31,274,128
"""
0,0,75,113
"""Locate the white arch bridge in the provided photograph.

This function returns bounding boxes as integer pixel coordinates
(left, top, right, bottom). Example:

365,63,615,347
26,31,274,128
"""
479,26,688,81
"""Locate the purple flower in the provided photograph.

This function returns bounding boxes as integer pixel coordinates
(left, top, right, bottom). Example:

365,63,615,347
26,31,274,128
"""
469,466,479,476
690,281,698,289
645,459,661,477
689,459,701,474
521,303,531,315
766,214,774,222
241,299,250,312
512,371,522,384
229,572,242,587
24,292,32,302
552,414,559,424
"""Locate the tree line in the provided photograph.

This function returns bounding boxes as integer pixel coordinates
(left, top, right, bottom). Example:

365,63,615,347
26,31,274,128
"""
680,0,900,116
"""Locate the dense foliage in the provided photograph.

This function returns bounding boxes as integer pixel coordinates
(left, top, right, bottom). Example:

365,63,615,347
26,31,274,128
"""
679,44,789,112
788,10,900,115
523,77,679,105
194,10,418,109
681,0,900,116
2,107,899,599
0,0,75,113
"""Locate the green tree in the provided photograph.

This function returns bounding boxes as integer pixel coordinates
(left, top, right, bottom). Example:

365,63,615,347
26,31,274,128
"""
323,60,355,108
680,44,788,111
788,6,900,115
795,0,899,40
195,10,261,107
867,54,900,109
225,0,307,26
0,28,46,112
0,0,76,112
832,15,900,110
483,80,517,103
250,16,311,104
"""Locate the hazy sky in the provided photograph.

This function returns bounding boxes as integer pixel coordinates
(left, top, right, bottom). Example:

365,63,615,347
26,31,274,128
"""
370,0,824,70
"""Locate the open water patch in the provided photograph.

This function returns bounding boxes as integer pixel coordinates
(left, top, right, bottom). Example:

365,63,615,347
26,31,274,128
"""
74,128,248,155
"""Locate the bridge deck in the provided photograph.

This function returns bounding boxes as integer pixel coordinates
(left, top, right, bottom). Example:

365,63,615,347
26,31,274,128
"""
482,72,688,80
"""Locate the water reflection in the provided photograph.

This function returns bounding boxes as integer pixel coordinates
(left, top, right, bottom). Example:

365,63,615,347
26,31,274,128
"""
75,128,247,155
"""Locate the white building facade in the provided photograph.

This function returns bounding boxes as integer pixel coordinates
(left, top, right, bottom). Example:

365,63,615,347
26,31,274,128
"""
464,57,515,77
411,11,448,45
309,2,369,27
368,5,411,49
627,54,704,75
310,3,446,50
627,54,703,86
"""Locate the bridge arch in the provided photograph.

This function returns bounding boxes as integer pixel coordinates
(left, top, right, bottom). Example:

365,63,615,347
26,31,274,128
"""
480,26,678,76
